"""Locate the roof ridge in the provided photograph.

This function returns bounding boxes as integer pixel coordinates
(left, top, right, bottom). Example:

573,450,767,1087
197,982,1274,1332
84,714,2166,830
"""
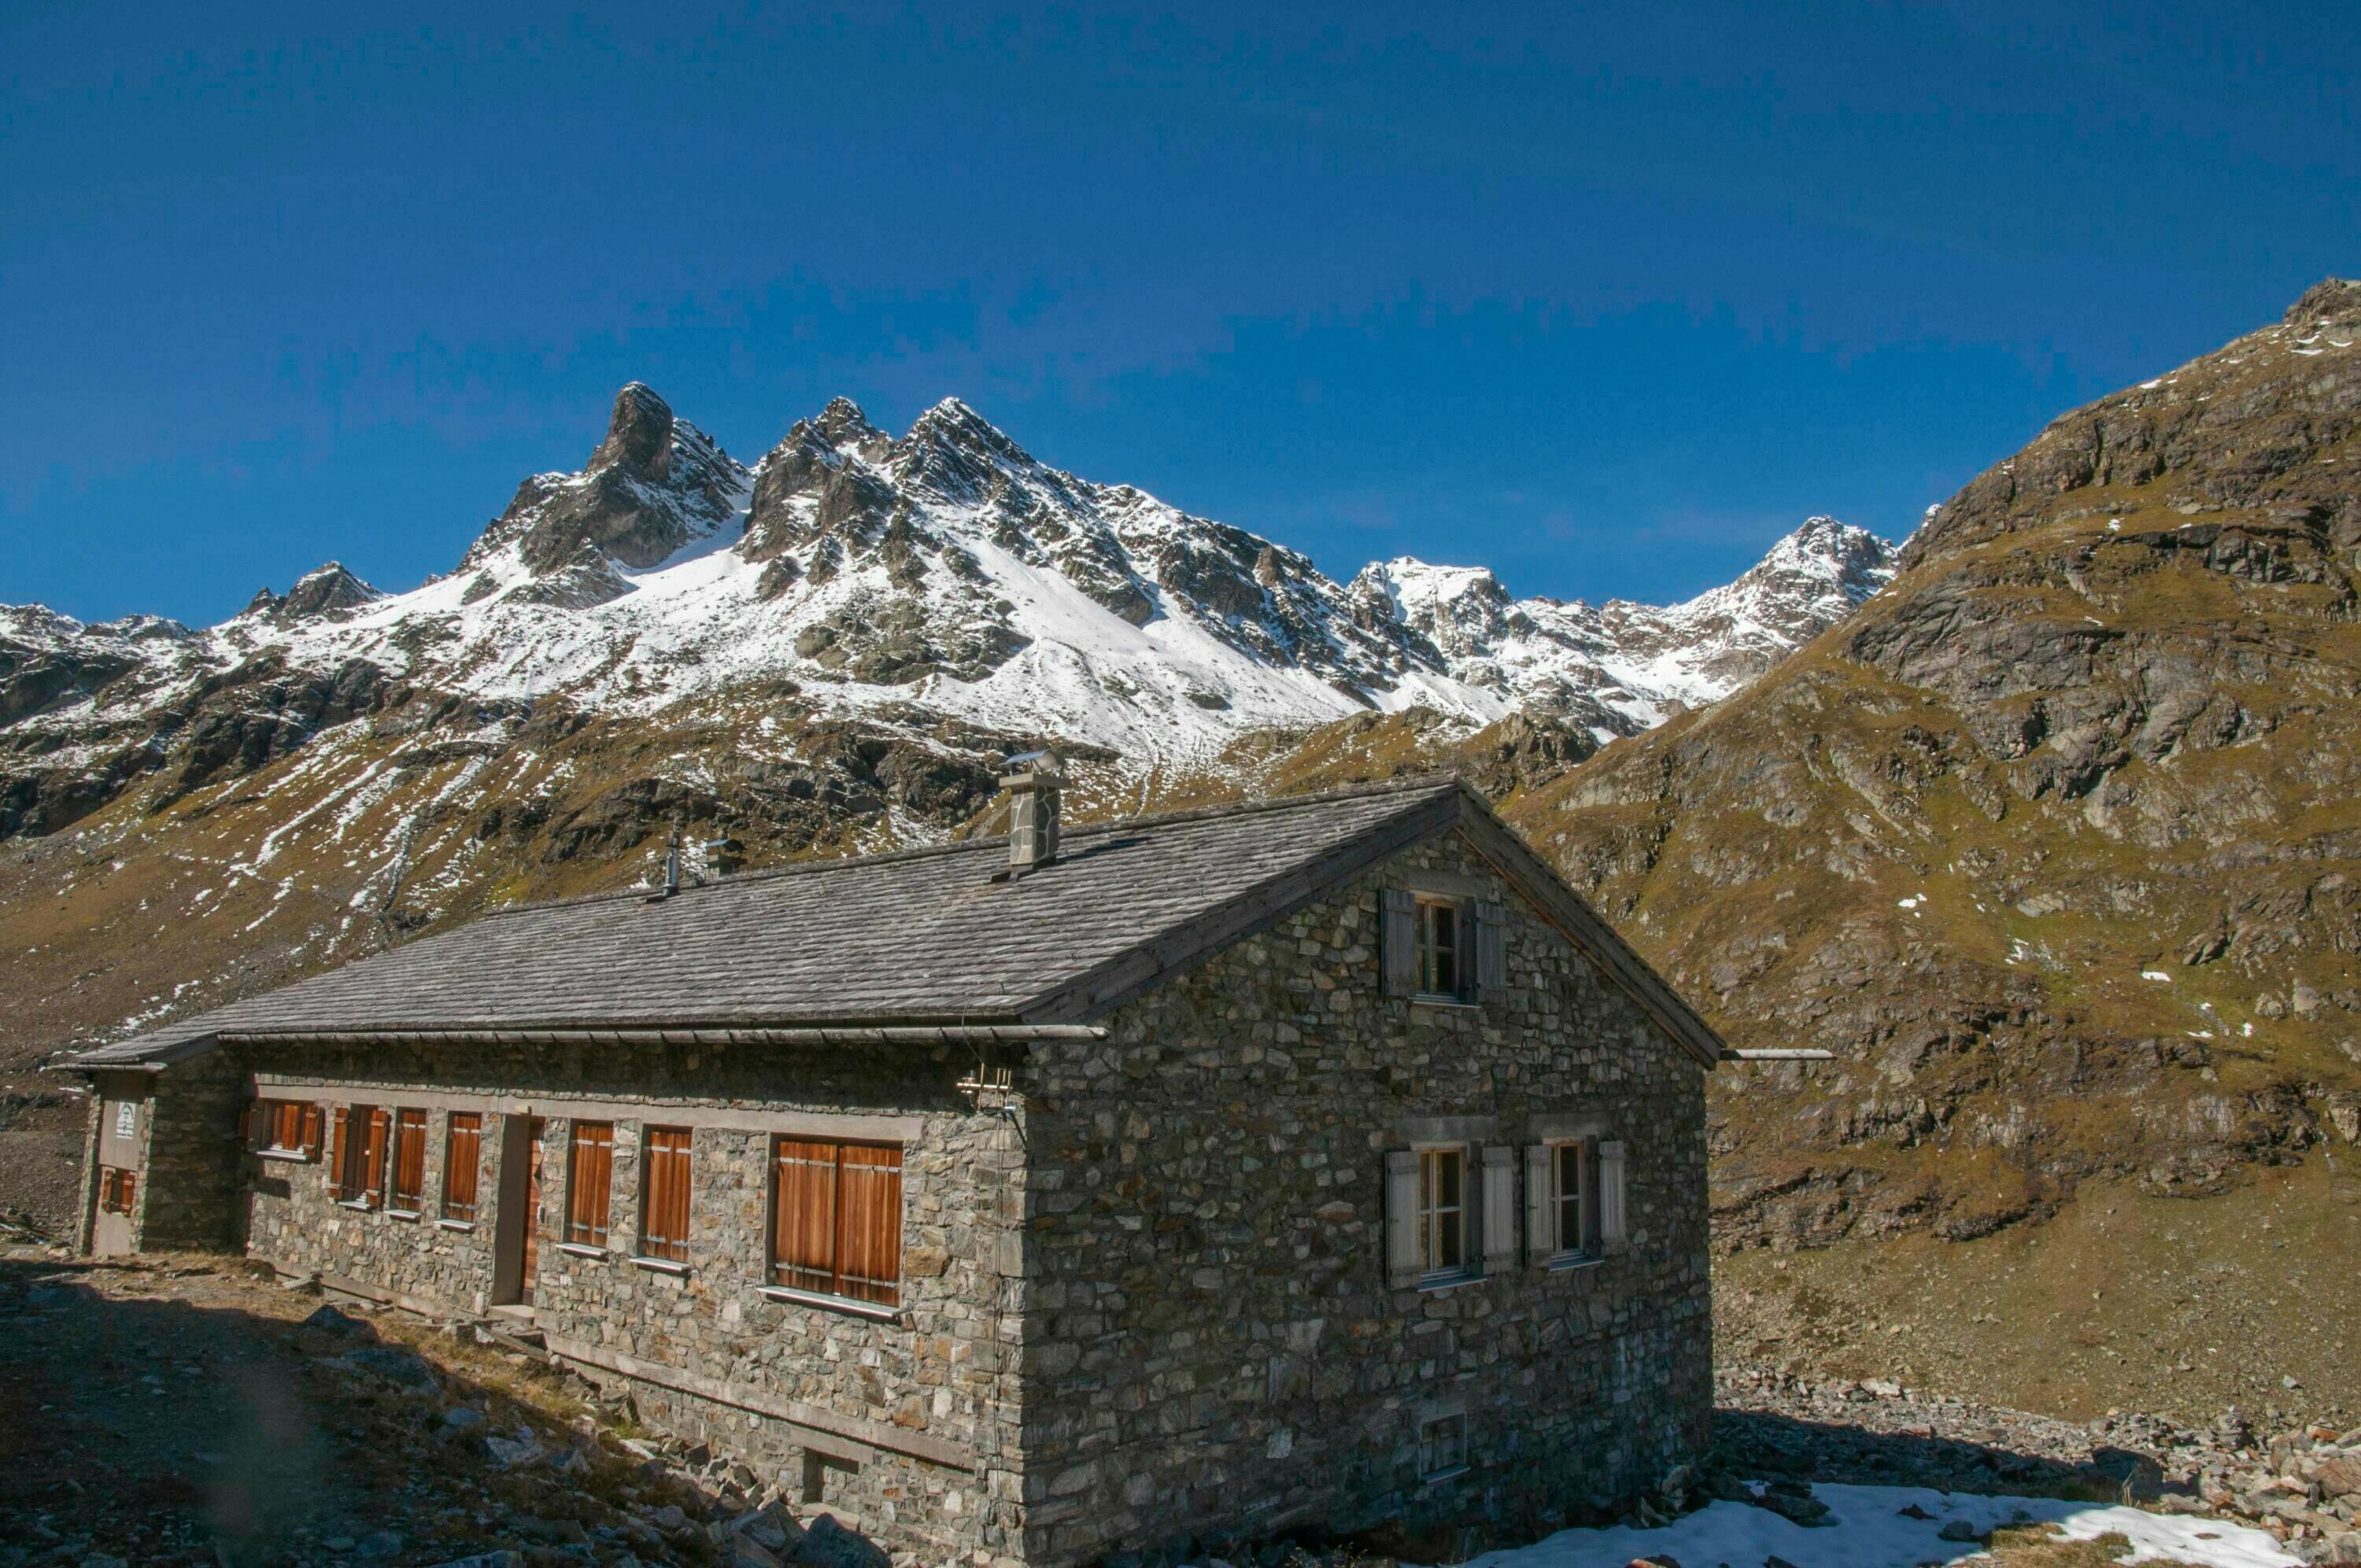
470,770,1466,922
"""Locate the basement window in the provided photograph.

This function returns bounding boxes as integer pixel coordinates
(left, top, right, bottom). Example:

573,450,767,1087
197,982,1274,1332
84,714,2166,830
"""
1418,1412,1469,1481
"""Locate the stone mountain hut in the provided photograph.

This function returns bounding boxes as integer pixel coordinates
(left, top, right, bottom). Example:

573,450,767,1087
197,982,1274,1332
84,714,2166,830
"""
60,773,1727,1565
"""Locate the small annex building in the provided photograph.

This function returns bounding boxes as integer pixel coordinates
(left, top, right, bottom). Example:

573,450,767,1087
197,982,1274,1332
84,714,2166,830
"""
62,773,1725,1566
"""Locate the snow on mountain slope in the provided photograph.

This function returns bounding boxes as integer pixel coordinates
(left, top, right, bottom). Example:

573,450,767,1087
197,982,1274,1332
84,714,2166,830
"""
1354,515,1897,739
0,386,1899,799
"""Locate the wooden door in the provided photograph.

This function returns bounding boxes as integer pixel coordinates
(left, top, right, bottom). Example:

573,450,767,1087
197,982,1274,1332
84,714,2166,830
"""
490,1113,547,1308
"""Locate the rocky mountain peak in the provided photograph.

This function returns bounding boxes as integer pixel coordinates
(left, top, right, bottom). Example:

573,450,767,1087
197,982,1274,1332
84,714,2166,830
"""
891,398,1037,500
586,382,678,480
2284,277,2361,330
814,396,886,452
462,384,751,581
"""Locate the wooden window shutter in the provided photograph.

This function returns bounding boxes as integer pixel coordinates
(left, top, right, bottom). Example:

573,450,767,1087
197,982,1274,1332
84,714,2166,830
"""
240,1101,259,1149
301,1103,324,1160
1598,1140,1628,1253
1480,1146,1518,1270
1380,889,1417,995
329,1107,350,1195
1383,1149,1421,1288
363,1109,390,1207
1523,1144,1551,1264
1472,899,1508,1000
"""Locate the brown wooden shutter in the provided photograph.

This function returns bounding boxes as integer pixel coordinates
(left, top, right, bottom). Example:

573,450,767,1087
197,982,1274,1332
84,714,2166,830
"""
443,1112,482,1221
640,1127,692,1264
1383,1149,1421,1289
362,1109,390,1207
301,1103,324,1160
393,1109,427,1208
329,1107,350,1197
834,1142,903,1306
567,1122,614,1246
1380,889,1417,996
240,1101,260,1150
1472,899,1508,1001
772,1138,839,1293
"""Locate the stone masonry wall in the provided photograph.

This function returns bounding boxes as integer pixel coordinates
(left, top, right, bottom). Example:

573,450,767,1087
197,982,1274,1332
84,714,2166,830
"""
1012,829,1715,1564
235,1039,1029,1565
116,1053,248,1246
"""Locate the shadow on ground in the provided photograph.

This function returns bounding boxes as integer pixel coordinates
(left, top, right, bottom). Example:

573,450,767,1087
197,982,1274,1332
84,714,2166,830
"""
0,1253,891,1567
1712,1408,2166,1501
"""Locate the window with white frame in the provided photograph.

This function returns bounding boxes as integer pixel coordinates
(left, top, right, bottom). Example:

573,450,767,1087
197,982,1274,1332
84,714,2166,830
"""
1413,895,1461,998
1416,1146,1469,1277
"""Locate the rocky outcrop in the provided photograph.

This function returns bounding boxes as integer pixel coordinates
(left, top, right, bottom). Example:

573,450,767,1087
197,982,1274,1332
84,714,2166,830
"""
1515,281,2361,1250
469,383,749,575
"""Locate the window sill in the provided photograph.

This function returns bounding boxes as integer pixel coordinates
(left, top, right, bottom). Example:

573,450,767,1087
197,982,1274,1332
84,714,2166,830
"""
435,1218,475,1232
630,1255,689,1276
556,1241,609,1260
1418,1463,1472,1485
758,1284,902,1322
256,1148,312,1163
1407,995,1480,1011
1546,1253,1604,1273
384,1208,423,1223
334,1199,375,1212
1417,1270,1483,1294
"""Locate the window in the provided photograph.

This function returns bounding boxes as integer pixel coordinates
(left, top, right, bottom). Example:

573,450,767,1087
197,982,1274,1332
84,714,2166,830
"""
640,1127,693,1264
567,1121,615,1248
770,1138,903,1307
332,1106,388,1205
1553,1142,1588,1256
1418,1412,1469,1479
442,1112,482,1222
249,1100,319,1156
1417,1146,1468,1276
390,1109,427,1212
1414,896,1461,998
98,1166,138,1214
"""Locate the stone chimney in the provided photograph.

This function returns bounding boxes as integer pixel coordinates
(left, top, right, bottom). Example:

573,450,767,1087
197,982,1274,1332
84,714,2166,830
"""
1003,756,1062,872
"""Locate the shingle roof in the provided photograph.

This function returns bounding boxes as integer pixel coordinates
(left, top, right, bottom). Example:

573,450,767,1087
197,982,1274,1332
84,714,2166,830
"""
64,775,1725,1070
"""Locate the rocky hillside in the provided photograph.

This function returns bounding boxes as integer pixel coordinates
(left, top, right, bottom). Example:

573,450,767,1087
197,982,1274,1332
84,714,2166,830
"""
1515,279,2361,1251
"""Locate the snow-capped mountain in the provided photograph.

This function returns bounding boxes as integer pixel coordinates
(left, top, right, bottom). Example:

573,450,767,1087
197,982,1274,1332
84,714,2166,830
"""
1354,515,1897,733
0,384,1897,835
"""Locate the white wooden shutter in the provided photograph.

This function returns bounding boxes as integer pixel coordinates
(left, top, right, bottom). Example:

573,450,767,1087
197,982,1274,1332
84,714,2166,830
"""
1384,1149,1421,1288
1473,900,1508,1001
1599,1139,1628,1253
1524,1144,1551,1264
1480,1146,1518,1271
1380,890,1417,995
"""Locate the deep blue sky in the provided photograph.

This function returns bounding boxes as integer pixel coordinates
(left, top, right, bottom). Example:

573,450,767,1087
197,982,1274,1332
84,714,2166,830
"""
4,4,2354,625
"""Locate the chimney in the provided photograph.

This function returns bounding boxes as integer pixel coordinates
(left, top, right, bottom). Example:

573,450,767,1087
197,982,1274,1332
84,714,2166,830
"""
1003,754,1062,873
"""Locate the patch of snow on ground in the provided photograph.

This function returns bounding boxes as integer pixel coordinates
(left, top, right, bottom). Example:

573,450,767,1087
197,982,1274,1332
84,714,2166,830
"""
1455,1483,2296,1568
